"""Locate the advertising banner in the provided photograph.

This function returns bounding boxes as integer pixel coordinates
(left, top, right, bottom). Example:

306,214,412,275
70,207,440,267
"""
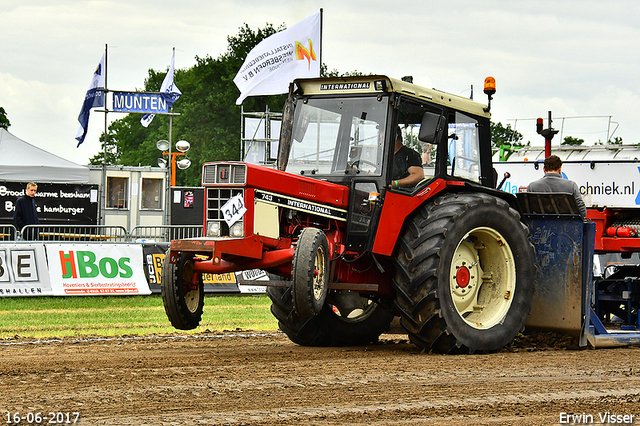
0,242,264,297
142,243,169,294
46,244,151,295
237,269,268,294
142,244,270,294
141,244,243,294
0,243,52,296
0,182,98,225
494,161,640,208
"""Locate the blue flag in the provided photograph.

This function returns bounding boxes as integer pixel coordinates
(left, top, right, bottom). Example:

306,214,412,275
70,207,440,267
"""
141,50,181,127
76,54,106,147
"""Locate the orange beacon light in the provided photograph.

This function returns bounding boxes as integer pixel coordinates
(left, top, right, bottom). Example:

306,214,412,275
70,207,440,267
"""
483,76,496,112
483,76,496,96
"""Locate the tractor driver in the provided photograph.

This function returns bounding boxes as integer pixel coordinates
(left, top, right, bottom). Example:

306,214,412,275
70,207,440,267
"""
391,126,424,189
527,155,587,217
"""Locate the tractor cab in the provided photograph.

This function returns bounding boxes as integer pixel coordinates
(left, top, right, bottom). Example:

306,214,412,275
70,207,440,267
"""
277,75,495,250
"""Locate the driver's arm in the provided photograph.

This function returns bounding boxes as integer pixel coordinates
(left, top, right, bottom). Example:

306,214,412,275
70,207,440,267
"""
396,166,425,187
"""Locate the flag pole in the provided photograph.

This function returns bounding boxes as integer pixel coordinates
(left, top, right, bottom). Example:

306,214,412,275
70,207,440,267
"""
101,43,108,225
166,47,175,226
169,48,174,173
319,8,323,74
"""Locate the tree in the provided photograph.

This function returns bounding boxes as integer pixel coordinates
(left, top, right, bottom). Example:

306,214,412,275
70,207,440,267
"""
608,136,623,145
0,106,10,130
322,64,365,78
490,122,523,148
562,136,584,146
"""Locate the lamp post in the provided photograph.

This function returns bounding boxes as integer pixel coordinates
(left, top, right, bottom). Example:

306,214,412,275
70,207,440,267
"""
157,140,191,186
157,139,191,225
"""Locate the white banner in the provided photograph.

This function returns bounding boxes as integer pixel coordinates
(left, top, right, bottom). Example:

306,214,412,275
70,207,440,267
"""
45,244,151,295
494,161,640,208
234,12,321,105
238,269,268,294
0,243,52,296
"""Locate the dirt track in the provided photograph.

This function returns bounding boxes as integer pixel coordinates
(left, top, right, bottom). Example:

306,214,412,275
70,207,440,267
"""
1,331,639,426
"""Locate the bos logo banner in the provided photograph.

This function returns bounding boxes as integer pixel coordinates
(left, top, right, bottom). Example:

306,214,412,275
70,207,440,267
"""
46,244,150,295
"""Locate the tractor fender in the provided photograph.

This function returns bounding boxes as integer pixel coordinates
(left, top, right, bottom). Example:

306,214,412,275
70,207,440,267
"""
372,178,522,257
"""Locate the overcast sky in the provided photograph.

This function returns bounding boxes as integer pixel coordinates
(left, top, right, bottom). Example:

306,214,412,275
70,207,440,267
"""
1,0,639,165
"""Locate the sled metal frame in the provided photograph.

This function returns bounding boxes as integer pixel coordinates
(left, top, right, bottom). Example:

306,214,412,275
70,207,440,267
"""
518,192,640,348
585,267,640,348
585,307,640,348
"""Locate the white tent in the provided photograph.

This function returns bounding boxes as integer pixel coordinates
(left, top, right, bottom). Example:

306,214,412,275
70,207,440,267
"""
0,128,89,183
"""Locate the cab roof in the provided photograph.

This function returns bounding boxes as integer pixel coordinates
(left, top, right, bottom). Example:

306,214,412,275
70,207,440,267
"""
293,75,491,119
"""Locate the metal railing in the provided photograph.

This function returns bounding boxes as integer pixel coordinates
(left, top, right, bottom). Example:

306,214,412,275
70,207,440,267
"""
1,225,17,241
20,225,129,242
129,225,203,242
6,224,204,243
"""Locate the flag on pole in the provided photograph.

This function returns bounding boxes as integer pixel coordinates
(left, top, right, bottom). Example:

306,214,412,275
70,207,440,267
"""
75,54,105,147
141,50,182,127
233,12,321,105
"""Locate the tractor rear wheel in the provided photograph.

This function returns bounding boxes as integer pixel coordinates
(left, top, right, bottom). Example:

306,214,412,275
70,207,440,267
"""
268,284,394,346
161,251,204,330
393,192,535,353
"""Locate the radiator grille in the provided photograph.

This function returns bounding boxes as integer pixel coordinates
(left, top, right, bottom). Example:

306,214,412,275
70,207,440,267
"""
206,188,244,220
202,163,247,185
205,188,244,237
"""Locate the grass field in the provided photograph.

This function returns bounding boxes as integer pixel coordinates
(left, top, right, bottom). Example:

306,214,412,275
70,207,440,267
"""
0,295,278,339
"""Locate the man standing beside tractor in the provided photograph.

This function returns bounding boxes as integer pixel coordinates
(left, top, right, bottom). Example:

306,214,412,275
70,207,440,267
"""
13,182,39,240
527,155,587,217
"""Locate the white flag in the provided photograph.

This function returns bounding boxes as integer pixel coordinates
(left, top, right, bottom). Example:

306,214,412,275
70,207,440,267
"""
233,12,321,105
141,50,182,127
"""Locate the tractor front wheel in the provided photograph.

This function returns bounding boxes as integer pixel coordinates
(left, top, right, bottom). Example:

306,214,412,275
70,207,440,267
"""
291,228,330,317
161,251,204,330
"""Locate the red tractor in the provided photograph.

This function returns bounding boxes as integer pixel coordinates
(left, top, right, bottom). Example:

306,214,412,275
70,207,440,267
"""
162,75,536,353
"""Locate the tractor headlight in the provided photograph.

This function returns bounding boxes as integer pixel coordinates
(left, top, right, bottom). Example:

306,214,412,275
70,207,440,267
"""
207,221,221,237
230,221,244,237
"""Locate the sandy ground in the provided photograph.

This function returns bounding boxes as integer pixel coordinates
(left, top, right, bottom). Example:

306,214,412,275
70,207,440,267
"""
1,331,639,426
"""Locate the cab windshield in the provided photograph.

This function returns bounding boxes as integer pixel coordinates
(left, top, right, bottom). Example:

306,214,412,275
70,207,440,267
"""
285,96,388,176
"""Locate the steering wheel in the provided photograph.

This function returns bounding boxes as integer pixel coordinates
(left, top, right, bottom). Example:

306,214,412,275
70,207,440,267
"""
351,159,378,173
